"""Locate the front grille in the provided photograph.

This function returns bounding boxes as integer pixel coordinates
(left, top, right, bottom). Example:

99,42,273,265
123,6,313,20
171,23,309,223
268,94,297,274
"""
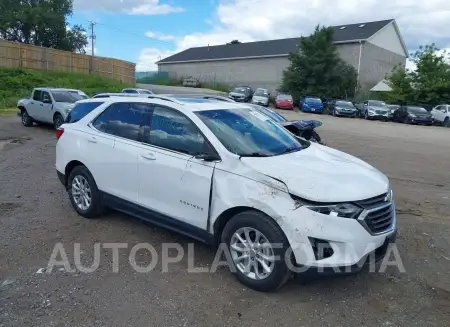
376,110,387,115
356,192,394,235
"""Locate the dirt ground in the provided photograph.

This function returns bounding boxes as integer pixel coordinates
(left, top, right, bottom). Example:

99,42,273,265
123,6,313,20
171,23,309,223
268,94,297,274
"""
0,110,449,327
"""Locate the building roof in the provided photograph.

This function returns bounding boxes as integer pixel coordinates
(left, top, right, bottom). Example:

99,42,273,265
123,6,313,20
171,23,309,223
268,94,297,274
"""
158,19,394,64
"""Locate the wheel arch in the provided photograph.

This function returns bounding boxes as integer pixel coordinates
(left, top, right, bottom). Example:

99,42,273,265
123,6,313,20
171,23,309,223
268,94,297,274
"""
64,160,87,186
212,206,284,245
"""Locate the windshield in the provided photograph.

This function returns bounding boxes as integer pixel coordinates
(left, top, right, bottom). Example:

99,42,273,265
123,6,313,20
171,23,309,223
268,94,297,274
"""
251,106,287,123
368,100,387,107
277,94,292,100
408,106,428,113
196,108,306,157
231,87,246,94
305,97,322,104
253,90,268,97
335,101,354,108
51,91,85,103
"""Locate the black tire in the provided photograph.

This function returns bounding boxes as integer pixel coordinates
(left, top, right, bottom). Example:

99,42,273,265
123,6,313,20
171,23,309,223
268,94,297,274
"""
221,210,292,292
67,165,105,218
21,109,33,127
53,113,64,129
403,116,410,124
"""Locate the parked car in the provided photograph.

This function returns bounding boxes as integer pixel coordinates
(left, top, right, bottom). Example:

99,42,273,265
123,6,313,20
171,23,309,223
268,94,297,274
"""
17,88,87,129
431,104,450,126
164,93,236,103
121,88,153,94
251,88,269,106
56,96,396,291
328,100,358,117
92,93,150,98
236,84,253,95
301,96,324,113
275,94,294,110
228,86,252,102
392,105,434,125
357,100,390,120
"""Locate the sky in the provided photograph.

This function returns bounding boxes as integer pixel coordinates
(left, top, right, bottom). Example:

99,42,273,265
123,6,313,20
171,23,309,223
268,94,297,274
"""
70,0,450,72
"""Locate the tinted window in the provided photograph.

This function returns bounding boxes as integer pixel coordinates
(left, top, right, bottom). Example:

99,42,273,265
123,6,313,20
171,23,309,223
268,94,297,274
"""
138,90,153,94
123,89,138,94
335,101,354,108
368,100,387,107
149,106,206,156
305,97,322,103
93,102,153,142
33,90,42,101
196,108,308,157
65,102,104,123
277,94,292,100
407,106,428,113
251,106,286,122
51,91,84,103
93,94,110,98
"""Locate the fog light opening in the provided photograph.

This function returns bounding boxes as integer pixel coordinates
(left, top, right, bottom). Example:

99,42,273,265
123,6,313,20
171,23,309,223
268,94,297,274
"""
309,237,334,260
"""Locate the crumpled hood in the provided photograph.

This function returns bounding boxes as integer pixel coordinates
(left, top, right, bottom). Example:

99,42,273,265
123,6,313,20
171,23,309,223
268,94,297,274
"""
240,144,389,202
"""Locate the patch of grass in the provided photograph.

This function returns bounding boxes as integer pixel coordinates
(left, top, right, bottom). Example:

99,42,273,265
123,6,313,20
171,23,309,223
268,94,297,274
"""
0,108,17,116
0,68,133,109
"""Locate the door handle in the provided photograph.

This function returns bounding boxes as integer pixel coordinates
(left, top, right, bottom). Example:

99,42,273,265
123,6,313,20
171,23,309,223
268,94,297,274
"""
87,137,97,143
141,153,156,160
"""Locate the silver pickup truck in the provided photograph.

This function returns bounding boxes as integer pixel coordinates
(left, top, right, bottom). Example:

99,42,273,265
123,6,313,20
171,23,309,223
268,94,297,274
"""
17,88,88,129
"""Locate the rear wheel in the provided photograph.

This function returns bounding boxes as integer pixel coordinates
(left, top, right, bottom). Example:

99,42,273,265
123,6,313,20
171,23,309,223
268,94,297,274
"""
221,210,292,291
444,117,450,127
21,109,33,127
67,166,105,218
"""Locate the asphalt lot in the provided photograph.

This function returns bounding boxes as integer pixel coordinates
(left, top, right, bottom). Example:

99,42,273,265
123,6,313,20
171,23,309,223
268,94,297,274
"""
0,110,449,327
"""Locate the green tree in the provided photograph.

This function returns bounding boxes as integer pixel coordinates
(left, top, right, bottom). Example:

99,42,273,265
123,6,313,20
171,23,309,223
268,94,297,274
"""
386,44,450,105
227,40,241,44
280,25,357,100
0,0,88,53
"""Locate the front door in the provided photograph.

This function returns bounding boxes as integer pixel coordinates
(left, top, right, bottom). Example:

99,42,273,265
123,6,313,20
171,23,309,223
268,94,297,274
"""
40,91,54,123
137,104,215,230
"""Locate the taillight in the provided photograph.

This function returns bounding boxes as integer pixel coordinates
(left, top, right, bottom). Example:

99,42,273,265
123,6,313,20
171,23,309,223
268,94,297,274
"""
56,128,64,140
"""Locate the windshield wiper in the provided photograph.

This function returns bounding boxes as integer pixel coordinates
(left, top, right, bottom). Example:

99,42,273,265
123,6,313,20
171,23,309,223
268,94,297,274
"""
239,152,269,158
276,146,301,155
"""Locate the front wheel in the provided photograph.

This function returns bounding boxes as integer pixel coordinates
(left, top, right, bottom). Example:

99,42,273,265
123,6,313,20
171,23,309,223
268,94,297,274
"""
364,111,369,120
21,109,33,127
221,211,292,291
444,117,449,127
53,113,64,129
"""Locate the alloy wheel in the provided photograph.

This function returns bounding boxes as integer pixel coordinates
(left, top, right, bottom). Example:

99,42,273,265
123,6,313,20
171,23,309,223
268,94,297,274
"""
54,115,64,129
71,175,92,211
230,227,275,280
22,111,28,125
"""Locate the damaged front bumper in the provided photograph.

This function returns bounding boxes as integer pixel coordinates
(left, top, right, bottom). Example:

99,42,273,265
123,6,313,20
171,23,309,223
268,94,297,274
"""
277,205,397,270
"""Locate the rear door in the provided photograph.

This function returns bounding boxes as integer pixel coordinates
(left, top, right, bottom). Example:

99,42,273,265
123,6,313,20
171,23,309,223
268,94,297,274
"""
89,102,152,204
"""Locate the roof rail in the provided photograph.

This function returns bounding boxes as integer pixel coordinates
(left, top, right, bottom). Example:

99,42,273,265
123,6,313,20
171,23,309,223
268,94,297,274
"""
147,95,184,104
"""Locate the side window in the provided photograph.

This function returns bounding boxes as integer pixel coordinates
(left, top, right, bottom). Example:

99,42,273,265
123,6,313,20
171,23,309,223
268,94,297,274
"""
65,102,104,123
123,89,138,94
93,102,153,142
33,90,42,101
364,101,368,105
42,92,51,103
149,105,206,156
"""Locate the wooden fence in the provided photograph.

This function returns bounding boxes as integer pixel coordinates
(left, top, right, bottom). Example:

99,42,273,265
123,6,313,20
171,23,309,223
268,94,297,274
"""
0,39,136,84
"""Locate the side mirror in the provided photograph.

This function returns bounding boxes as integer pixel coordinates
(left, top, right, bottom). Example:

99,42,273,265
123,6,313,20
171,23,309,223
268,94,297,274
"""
364,103,368,106
195,152,220,162
43,98,52,104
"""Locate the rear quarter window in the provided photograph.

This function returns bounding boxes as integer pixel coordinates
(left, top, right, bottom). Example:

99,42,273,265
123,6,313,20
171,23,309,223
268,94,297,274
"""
65,102,104,123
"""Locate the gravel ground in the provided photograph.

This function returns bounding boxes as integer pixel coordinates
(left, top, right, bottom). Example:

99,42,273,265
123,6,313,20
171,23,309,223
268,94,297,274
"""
0,110,449,327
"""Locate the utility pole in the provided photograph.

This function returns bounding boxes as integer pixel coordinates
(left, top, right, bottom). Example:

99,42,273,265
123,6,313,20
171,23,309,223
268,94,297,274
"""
89,21,96,73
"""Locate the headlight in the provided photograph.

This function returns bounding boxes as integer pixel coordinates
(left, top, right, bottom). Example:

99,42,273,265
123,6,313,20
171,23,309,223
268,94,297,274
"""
305,203,362,218
408,113,416,118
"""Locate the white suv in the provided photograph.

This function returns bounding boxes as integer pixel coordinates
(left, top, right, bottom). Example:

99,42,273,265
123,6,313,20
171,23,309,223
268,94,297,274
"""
431,104,450,126
56,97,397,291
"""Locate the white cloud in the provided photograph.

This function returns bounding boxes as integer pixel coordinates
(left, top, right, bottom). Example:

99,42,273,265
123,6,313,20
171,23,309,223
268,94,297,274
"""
145,31,175,41
136,0,450,71
73,0,184,15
